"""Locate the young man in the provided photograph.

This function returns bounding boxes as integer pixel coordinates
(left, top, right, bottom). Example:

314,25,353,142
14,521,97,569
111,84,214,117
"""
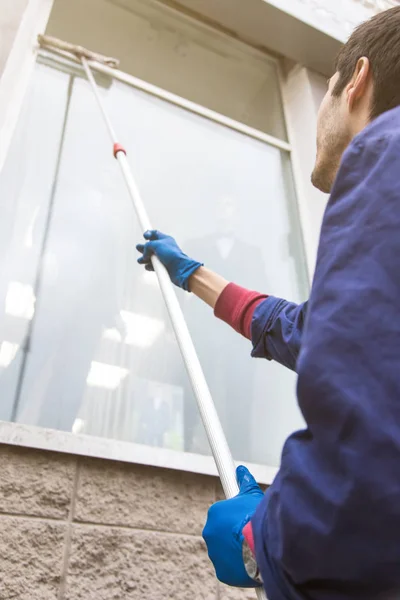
136,7,400,599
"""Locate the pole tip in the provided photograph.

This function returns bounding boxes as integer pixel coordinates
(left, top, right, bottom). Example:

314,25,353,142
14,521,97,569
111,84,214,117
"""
113,143,127,158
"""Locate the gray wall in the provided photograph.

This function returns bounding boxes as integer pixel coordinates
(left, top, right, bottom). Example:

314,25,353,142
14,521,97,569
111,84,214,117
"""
0,445,255,599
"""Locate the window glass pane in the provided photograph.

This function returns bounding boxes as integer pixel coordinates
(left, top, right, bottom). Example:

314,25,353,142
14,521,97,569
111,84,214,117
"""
0,60,307,467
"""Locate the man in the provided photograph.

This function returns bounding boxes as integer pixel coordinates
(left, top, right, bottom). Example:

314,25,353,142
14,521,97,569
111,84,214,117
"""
136,7,400,599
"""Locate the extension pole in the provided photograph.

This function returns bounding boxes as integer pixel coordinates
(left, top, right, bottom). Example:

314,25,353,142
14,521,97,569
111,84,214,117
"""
38,35,266,597
79,56,240,498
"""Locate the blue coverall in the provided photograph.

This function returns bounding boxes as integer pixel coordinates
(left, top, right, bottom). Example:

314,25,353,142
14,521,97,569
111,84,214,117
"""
250,105,400,600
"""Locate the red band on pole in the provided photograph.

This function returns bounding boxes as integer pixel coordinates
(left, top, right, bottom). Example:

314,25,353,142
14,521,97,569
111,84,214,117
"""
113,142,126,158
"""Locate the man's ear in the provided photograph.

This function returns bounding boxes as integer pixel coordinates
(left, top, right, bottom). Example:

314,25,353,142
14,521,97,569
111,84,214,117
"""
347,57,371,111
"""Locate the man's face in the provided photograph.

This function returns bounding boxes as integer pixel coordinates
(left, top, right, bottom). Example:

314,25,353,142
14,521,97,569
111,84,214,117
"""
217,196,237,235
311,73,352,194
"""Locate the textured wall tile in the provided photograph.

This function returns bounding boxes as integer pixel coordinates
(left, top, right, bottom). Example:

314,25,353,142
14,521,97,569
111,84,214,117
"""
75,459,215,535
0,516,66,600
64,524,217,600
215,482,268,503
0,446,75,518
219,583,259,599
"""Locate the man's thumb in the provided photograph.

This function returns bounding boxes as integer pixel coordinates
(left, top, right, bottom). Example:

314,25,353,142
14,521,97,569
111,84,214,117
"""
236,465,262,495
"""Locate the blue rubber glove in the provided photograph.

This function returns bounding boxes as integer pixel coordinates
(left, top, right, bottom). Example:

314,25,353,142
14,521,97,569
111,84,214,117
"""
202,466,264,588
136,230,203,292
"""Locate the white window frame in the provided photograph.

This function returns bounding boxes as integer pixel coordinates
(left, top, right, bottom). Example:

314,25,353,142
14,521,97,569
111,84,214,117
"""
0,0,54,172
0,0,323,485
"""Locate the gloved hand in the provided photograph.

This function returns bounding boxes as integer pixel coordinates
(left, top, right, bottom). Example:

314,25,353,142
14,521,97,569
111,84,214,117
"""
202,466,264,588
136,230,203,292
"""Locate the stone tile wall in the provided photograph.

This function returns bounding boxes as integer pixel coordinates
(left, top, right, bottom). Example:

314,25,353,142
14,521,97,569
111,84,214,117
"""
0,445,255,600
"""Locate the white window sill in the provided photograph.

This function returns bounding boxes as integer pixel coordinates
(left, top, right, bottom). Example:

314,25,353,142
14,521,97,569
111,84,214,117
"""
0,420,278,485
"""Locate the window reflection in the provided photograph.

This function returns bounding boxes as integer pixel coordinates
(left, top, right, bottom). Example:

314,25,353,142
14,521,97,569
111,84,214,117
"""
86,361,129,390
119,311,165,348
0,342,20,368
5,282,36,320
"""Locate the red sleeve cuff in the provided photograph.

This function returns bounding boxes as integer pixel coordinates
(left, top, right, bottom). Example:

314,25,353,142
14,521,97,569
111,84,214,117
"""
214,283,267,339
243,520,256,556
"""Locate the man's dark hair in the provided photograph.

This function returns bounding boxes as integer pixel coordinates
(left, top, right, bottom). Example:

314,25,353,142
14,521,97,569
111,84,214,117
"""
332,6,400,120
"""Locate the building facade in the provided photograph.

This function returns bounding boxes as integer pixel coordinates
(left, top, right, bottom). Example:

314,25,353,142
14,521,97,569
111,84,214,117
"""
0,1,396,598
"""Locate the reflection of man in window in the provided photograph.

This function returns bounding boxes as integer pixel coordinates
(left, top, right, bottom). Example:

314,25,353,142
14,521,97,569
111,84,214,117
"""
182,195,266,460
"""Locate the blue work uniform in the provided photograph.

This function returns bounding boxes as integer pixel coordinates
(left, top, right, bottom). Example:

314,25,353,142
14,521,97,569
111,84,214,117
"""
250,106,400,600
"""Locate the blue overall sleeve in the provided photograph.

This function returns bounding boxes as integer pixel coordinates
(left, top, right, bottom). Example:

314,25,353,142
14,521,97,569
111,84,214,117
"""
251,297,308,372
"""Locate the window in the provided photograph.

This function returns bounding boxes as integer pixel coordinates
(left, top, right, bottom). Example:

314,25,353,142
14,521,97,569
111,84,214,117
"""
0,0,308,478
